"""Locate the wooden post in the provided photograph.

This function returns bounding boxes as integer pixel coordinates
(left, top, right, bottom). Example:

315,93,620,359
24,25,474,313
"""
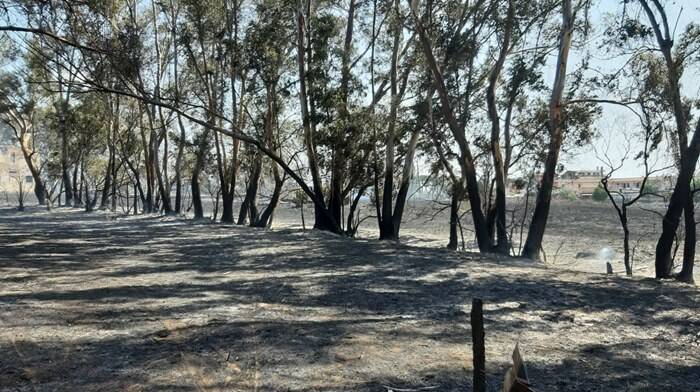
503,344,535,392
471,298,486,392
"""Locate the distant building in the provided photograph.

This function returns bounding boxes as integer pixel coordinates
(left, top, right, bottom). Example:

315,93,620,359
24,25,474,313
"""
0,142,34,195
511,168,675,198
605,177,644,193
554,168,604,196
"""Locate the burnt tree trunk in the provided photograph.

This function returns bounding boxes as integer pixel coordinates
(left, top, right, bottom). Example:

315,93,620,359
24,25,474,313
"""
471,298,486,392
191,129,210,220
485,0,514,255
678,196,696,283
522,0,574,260
447,183,461,250
655,143,699,277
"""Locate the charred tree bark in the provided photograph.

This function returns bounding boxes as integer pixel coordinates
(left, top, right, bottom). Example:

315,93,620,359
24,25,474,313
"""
637,0,700,278
254,164,283,228
191,128,210,220
170,0,186,214
60,110,73,207
678,196,696,283
471,298,486,392
655,138,700,277
296,0,340,233
485,0,514,255
410,3,490,252
7,117,46,205
522,0,574,260
100,97,119,209
379,0,401,241
447,183,462,250
239,155,262,226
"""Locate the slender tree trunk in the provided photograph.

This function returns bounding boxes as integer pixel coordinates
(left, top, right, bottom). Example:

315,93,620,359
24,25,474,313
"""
678,197,696,283
486,0,514,254
191,128,210,220
240,155,262,226
448,183,461,250
655,138,700,277
72,161,82,207
191,174,203,219
345,184,368,236
100,151,113,209
411,4,490,252
100,96,118,209
171,0,186,214
255,166,283,228
392,129,420,236
379,1,400,240
637,0,700,278
61,132,72,206
175,114,186,214
622,209,632,276
14,127,46,205
522,0,574,260
296,0,338,233
111,161,118,211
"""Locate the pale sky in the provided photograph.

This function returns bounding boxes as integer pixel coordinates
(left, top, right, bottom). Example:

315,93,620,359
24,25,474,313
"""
562,0,700,177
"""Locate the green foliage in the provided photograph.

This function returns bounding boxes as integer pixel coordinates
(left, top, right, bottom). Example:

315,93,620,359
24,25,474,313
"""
290,189,308,209
555,189,578,202
592,185,608,202
641,181,659,196
511,177,528,191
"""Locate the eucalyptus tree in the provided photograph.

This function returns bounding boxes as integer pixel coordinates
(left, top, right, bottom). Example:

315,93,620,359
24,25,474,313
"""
178,0,232,219
0,72,47,204
17,4,83,206
598,1,700,281
410,0,546,252
520,0,597,260
636,0,700,282
236,0,294,227
409,0,497,252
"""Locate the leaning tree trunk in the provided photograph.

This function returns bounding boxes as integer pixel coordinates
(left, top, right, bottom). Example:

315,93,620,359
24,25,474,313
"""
410,4,490,252
521,0,574,260
637,0,700,278
254,164,283,228
16,134,46,205
655,126,700,277
238,155,262,225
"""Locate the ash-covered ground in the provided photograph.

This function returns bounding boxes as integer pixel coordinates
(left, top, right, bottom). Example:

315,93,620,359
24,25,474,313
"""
0,206,698,391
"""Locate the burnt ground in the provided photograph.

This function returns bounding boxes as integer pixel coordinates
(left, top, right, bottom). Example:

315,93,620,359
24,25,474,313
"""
0,207,699,391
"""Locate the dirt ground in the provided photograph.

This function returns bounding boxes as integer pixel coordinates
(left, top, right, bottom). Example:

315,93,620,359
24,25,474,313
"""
272,199,697,280
1,207,699,391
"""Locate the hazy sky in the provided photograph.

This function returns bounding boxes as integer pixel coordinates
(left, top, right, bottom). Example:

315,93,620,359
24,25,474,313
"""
562,0,700,177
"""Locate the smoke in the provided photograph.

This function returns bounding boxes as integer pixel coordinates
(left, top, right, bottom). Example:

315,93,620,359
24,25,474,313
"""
599,247,614,262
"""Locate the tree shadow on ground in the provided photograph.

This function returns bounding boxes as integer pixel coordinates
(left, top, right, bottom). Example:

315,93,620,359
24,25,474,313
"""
0,208,698,391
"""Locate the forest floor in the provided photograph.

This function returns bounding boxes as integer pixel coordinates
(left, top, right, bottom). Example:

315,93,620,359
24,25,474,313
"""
1,207,699,391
